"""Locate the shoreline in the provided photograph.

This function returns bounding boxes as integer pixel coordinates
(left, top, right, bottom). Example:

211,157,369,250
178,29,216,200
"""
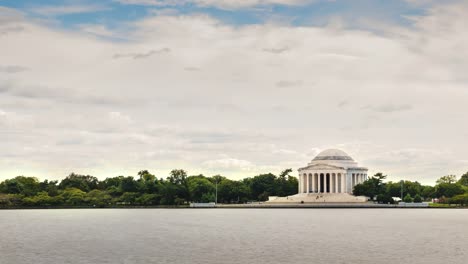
1,204,467,210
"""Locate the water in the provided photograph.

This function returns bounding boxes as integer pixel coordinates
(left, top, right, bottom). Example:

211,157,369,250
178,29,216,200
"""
0,209,467,264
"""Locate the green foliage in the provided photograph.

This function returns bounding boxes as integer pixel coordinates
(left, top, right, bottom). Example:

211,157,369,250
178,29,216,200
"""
376,194,394,204
119,192,139,204
421,185,436,199
449,193,468,206
436,175,457,184
136,193,160,205
413,194,422,203
61,188,87,205
250,173,276,200
353,173,386,200
0,176,40,196
187,176,215,202
1,168,467,208
86,190,112,207
59,173,98,192
458,172,468,186
435,183,464,198
120,176,139,193
200,193,215,203
403,194,413,203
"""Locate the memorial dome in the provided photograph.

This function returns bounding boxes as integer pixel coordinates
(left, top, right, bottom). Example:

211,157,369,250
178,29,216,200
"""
313,149,354,161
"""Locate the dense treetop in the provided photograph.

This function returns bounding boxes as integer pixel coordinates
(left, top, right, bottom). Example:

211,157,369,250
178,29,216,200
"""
0,169,298,207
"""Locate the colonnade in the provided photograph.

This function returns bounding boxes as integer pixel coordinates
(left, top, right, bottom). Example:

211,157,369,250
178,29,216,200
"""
298,172,367,194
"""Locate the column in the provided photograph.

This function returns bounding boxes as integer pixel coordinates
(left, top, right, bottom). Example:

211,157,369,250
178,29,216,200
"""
306,174,309,193
298,174,301,193
302,174,307,193
335,174,338,194
311,174,315,193
318,173,321,193
324,174,328,193
343,173,346,193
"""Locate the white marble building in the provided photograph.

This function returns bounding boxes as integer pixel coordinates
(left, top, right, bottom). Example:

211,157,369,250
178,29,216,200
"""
298,149,368,194
268,149,369,203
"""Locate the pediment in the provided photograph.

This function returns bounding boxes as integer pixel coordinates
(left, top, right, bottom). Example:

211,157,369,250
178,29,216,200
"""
299,163,344,171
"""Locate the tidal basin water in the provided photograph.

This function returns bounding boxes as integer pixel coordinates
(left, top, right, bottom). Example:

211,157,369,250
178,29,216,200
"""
1,209,467,264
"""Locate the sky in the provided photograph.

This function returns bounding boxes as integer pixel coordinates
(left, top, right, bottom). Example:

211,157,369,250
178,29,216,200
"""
1,0,467,184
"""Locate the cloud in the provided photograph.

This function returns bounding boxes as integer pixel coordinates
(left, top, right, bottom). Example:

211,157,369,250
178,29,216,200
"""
0,65,28,73
276,80,302,88
184,66,200,71
203,158,254,170
113,48,171,59
77,24,115,37
116,0,316,9
362,104,413,113
337,100,349,108
115,0,187,6
30,4,111,16
0,7,24,24
1,2,468,183
0,7,25,35
263,47,289,54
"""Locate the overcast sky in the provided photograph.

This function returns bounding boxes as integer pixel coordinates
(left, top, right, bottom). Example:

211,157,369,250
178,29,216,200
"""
1,0,467,184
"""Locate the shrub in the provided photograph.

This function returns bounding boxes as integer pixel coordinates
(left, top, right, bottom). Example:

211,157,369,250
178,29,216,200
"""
403,194,413,203
413,194,422,203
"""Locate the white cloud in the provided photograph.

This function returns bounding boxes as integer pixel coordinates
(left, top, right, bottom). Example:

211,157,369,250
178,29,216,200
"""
116,0,316,9
203,158,254,170
30,4,110,16
1,2,468,183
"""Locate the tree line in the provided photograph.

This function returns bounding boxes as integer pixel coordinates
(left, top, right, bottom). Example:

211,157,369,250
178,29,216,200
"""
353,172,468,205
1,169,467,207
0,169,298,207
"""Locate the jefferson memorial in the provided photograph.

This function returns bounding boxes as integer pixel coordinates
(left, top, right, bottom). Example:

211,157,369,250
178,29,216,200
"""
268,149,369,203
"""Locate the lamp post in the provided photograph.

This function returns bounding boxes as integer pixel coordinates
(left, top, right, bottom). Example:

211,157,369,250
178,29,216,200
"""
215,180,218,204
400,180,404,201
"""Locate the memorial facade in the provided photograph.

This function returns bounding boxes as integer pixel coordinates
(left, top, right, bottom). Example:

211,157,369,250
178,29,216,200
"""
298,149,368,194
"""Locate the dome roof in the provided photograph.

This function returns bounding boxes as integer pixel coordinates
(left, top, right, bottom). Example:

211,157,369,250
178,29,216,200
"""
313,149,354,161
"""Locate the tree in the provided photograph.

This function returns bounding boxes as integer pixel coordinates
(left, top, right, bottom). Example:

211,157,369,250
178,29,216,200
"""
61,188,87,205
217,178,250,203
353,173,387,200
187,176,215,202
376,194,394,204
413,194,422,203
449,193,468,206
421,185,436,199
136,193,160,205
59,173,98,192
250,173,277,200
119,192,138,204
275,169,298,197
403,194,413,203
137,170,159,193
435,183,464,198
167,170,189,202
436,175,457,184
120,176,139,193
0,176,40,196
85,190,112,207
39,180,59,196
458,172,468,186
